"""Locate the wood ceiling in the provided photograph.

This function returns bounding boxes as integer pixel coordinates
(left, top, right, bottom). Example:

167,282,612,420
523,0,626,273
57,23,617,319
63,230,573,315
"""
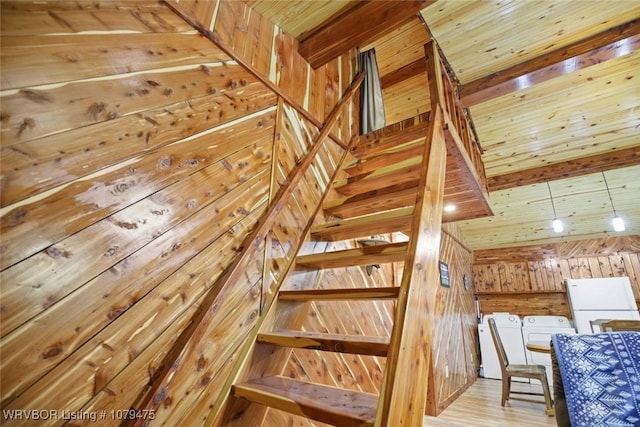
246,0,640,250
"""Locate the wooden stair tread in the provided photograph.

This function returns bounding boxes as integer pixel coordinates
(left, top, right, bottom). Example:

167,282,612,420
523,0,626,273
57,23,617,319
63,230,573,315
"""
258,330,390,356
323,182,417,219
279,286,400,301
350,111,431,159
333,157,421,197
233,376,377,427
343,143,424,175
311,207,413,241
296,241,407,269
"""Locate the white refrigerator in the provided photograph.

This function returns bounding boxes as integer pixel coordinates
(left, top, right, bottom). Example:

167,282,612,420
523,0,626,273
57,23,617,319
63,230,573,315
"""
566,277,640,333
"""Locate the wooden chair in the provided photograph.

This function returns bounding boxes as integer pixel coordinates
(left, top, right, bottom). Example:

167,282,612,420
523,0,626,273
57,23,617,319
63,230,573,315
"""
488,317,554,415
600,319,640,332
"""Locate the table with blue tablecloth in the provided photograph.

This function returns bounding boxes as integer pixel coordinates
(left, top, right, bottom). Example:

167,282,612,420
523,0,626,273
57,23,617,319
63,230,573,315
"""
552,332,640,427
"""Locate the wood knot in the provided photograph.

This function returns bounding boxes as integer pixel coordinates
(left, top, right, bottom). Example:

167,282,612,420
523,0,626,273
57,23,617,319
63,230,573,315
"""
4,207,27,226
197,355,206,371
42,344,63,359
115,221,137,230
87,102,106,120
158,156,172,169
154,388,166,404
16,118,36,136
45,246,70,259
105,247,118,257
108,306,126,320
111,180,131,194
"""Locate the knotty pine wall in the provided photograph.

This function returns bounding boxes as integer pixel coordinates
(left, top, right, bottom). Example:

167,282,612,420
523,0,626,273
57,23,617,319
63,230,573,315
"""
1,0,357,425
473,236,640,319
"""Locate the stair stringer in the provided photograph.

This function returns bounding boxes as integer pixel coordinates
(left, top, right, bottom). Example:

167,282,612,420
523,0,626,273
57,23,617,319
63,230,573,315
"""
375,105,447,426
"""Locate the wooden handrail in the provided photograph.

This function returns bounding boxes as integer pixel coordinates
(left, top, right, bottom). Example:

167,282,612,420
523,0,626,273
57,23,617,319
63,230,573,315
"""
427,41,488,195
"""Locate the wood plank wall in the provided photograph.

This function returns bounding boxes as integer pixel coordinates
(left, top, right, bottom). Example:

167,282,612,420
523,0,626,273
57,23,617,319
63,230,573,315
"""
473,236,640,319
0,0,357,425
428,223,479,416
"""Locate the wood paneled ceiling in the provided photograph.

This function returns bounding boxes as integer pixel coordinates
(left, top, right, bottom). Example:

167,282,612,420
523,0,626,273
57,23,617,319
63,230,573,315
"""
245,0,640,250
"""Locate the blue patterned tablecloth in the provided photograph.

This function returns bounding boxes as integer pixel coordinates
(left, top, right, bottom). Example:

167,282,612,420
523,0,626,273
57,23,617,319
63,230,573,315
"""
552,332,640,427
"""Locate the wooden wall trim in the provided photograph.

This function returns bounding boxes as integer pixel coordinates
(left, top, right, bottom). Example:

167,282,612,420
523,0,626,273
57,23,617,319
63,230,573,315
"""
162,0,348,149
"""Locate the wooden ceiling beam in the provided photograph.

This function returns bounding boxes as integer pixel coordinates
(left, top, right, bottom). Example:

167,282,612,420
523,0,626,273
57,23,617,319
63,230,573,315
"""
298,0,434,69
380,57,427,88
487,146,640,192
460,18,640,106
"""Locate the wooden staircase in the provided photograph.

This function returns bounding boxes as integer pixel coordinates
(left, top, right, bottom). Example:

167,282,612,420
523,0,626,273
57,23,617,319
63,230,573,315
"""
226,110,441,425
216,42,489,427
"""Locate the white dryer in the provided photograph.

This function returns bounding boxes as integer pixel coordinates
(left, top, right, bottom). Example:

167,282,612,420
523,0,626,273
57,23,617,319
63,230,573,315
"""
522,315,576,382
478,313,528,381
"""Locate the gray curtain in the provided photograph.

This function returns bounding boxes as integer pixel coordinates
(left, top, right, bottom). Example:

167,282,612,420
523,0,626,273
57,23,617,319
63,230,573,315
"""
360,49,386,134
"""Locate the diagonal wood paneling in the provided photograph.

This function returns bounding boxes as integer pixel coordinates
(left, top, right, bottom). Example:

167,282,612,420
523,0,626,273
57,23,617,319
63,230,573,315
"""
427,223,478,415
474,236,640,322
0,1,277,421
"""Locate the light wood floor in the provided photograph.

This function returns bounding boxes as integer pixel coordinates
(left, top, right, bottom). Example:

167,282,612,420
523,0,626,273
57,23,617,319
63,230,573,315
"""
423,378,557,426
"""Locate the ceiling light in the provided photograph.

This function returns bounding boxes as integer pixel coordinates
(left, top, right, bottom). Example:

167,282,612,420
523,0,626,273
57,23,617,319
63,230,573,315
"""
602,172,625,232
612,217,626,232
547,182,563,233
552,218,564,233
444,204,456,212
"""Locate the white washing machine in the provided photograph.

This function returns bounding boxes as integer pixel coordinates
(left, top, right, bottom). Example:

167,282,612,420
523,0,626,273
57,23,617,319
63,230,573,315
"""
522,315,576,383
478,313,528,381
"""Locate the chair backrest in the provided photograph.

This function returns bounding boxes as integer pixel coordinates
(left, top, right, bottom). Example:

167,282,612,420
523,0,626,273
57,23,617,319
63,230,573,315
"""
600,319,640,332
488,317,510,372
